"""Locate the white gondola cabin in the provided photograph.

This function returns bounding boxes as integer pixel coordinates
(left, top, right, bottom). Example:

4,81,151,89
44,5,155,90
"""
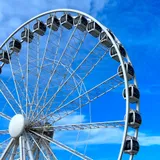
47,16,60,31
110,44,126,62
9,39,21,53
21,28,34,43
128,110,142,129
87,21,102,38
74,15,88,32
33,21,46,36
60,14,73,30
99,30,115,48
118,62,134,80
123,85,140,103
0,51,10,64
124,136,139,155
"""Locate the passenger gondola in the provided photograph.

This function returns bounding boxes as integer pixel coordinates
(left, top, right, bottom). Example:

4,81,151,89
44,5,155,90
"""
0,51,10,64
124,136,139,155
123,85,140,103
33,21,46,36
87,21,102,38
74,15,88,32
60,14,73,30
99,30,115,48
21,28,34,43
47,16,60,31
128,110,142,129
118,62,134,80
9,39,21,53
110,44,126,62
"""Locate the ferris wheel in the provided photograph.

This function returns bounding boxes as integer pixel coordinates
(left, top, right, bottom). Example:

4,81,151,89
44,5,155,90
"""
0,9,142,160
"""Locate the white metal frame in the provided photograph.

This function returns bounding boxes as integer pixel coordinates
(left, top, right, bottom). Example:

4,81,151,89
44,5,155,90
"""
0,9,140,160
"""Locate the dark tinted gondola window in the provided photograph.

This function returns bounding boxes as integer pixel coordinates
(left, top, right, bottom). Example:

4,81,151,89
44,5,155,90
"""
88,22,94,30
129,87,132,96
34,23,38,30
81,16,88,26
21,31,25,37
135,113,142,124
67,15,73,24
4,52,9,59
128,65,134,76
61,15,66,23
39,22,46,31
124,140,131,150
95,23,102,32
133,87,140,99
129,112,133,123
119,45,126,57
15,40,21,49
9,41,13,48
110,47,116,56
47,17,52,24
133,140,139,151
74,16,80,25
54,17,60,26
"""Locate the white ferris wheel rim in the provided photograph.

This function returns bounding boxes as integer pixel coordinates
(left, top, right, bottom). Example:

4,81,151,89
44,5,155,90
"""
0,9,140,160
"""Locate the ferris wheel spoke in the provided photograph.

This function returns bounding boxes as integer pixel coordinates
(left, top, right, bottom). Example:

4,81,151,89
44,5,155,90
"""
0,138,15,160
25,24,32,117
0,79,21,114
50,46,109,114
31,41,101,123
42,140,58,160
24,133,34,160
28,28,63,119
0,130,9,135
5,45,24,115
0,112,11,121
40,30,87,109
29,133,48,160
42,45,109,121
9,140,18,160
31,21,86,120
19,136,26,160
36,73,123,124
31,27,54,106
30,130,93,160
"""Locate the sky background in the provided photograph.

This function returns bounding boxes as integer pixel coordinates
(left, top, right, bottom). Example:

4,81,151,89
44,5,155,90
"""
0,0,159,159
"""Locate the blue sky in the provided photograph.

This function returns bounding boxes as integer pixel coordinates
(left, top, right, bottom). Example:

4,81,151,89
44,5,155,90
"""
0,0,159,159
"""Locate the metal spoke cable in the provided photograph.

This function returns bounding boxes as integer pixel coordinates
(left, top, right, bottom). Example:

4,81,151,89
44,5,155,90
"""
38,73,123,123
29,133,48,160
5,45,24,115
0,79,20,114
31,22,85,120
31,41,101,123
0,112,11,120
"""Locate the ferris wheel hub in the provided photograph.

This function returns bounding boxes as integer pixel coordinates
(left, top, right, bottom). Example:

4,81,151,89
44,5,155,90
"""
9,114,27,138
